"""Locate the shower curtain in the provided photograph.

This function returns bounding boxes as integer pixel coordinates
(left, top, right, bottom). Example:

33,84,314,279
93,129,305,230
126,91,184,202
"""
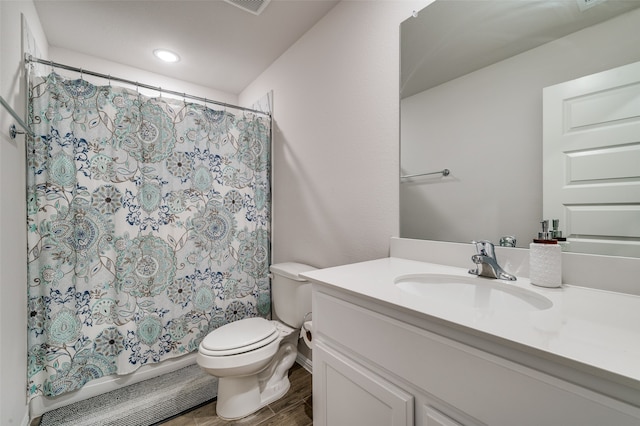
26,72,271,399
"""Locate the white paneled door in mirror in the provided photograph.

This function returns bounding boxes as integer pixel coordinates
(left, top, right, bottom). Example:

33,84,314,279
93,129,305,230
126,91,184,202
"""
543,60,640,257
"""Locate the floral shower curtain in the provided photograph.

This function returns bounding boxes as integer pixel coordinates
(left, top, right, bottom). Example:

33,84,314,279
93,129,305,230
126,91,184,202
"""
26,72,271,399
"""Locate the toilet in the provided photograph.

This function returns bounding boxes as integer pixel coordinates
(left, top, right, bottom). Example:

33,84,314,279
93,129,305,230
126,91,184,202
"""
197,262,315,420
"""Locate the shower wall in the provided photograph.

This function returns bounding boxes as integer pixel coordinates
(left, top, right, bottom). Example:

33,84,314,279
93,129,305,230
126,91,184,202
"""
1,3,48,425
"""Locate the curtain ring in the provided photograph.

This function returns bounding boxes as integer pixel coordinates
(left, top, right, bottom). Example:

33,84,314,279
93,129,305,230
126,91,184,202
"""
50,60,54,74
159,87,162,98
183,92,187,107
108,74,111,87
80,68,83,80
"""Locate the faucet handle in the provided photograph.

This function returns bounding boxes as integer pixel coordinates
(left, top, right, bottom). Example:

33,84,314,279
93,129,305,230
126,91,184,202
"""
472,240,495,257
499,236,517,247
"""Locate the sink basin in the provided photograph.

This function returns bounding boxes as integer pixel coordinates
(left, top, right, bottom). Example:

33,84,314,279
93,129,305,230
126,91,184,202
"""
395,274,553,312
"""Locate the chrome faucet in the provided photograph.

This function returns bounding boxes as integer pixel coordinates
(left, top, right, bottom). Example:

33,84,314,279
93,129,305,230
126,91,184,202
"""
468,240,516,281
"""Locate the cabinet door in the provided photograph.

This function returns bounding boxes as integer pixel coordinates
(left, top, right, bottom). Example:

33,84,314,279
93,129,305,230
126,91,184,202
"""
314,342,414,426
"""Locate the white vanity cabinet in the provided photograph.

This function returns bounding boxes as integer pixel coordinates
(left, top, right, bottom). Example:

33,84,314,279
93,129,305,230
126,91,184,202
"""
311,284,640,426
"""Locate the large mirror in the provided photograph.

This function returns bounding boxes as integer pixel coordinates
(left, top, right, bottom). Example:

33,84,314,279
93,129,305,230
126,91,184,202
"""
400,0,640,257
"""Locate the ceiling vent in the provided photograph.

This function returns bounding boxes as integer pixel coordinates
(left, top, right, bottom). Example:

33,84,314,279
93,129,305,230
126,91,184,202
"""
224,0,271,16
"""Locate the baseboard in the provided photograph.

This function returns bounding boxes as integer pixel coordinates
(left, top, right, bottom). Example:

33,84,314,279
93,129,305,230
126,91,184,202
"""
296,352,313,374
21,408,30,426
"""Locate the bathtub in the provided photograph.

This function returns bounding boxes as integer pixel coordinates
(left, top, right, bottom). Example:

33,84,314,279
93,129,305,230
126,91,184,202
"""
29,352,197,418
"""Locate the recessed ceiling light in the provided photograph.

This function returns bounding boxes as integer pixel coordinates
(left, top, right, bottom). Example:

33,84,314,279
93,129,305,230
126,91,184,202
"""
153,49,180,63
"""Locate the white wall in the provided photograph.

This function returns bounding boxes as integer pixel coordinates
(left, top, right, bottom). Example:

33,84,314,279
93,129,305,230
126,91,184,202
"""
1,3,48,425
240,1,425,269
401,8,640,247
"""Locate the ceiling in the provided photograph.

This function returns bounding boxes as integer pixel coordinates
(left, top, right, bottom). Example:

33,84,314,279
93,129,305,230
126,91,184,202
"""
33,0,339,95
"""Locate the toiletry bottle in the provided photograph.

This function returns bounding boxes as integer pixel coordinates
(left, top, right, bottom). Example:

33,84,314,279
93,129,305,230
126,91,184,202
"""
529,220,562,288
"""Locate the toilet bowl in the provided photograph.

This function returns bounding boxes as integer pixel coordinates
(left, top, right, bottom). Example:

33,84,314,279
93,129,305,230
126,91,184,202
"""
197,317,297,419
196,262,315,420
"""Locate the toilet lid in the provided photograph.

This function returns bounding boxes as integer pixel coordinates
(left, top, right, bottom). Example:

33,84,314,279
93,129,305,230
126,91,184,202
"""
201,317,278,354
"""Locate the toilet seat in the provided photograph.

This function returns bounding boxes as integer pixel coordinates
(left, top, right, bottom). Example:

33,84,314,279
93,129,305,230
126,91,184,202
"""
201,317,279,356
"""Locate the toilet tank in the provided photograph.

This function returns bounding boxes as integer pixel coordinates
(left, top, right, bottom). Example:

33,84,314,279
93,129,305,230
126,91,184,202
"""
269,262,316,328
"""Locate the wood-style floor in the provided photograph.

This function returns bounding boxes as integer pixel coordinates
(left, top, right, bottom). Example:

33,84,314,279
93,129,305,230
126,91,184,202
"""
159,363,312,426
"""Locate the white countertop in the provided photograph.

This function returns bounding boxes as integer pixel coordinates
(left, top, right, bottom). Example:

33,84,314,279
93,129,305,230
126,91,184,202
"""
302,257,640,390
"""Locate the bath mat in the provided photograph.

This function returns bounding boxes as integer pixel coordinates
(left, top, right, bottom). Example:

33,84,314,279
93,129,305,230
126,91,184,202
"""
39,364,217,426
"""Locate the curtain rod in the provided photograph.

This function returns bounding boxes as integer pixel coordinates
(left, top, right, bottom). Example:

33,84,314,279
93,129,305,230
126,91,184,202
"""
0,95,36,138
24,54,271,117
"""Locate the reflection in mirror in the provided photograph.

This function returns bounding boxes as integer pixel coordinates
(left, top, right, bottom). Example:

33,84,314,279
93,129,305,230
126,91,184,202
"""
543,60,640,258
400,0,640,257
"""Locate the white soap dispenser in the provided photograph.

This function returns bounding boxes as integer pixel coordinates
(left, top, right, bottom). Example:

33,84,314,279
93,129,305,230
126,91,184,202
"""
529,220,562,288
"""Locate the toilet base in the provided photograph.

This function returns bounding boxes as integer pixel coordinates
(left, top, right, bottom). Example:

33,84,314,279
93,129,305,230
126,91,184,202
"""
215,341,297,420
